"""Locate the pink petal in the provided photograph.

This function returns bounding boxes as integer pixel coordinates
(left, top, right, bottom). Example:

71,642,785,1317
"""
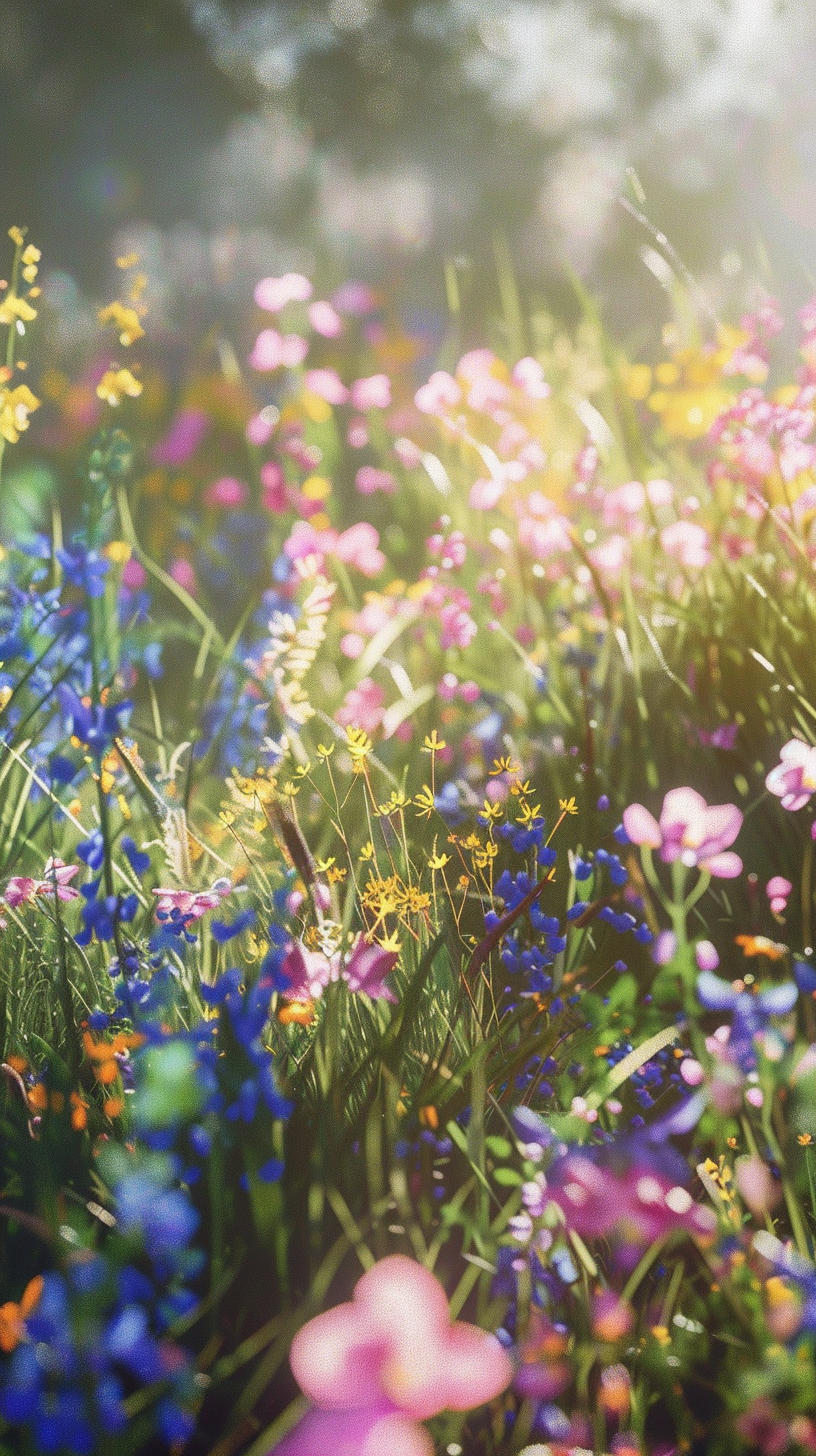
271,1405,432,1456
434,1325,513,1412
659,786,708,839
290,1306,387,1411
700,850,743,879
621,803,661,848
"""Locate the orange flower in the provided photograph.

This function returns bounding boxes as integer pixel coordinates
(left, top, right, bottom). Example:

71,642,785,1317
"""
278,1000,315,1027
735,934,786,960
0,1275,43,1353
83,1030,144,1086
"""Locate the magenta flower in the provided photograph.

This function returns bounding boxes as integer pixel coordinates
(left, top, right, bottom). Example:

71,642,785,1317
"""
272,1255,512,1455
622,788,743,878
765,738,816,811
281,936,399,1004
4,859,80,909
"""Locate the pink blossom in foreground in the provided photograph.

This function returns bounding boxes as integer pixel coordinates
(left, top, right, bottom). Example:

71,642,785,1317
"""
4,858,81,909
281,936,399,1004
254,273,312,312
249,329,309,372
283,520,385,577
271,1255,512,1456
308,300,343,337
350,374,391,410
765,738,816,811
767,876,793,914
336,677,386,735
660,519,711,570
152,878,232,922
623,788,743,877
304,367,348,405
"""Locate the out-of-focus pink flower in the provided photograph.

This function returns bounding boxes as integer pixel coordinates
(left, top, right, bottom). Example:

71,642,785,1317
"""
660,519,711,570
153,879,232,922
350,374,391,411
250,329,309,372
169,559,197,595
121,558,146,589
260,460,287,513
766,738,816,811
284,521,385,577
355,466,396,496
204,477,247,509
308,300,343,337
246,412,277,446
304,368,348,404
334,522,386,576
415,371,461,416
695,940,720,972
332,280,377,316
151,409,208,466
547,1152,716,1250
512,356,551,399
622,788,743,878
254,273,312,312
767,876,793,914
274,1255,512,1456
336,678,385,735
41,858,80,901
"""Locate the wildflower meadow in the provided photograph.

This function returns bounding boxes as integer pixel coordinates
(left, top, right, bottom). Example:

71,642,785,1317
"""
2,216,816,1456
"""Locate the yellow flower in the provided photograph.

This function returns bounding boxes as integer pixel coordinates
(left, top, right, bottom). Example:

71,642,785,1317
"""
428,849,451,870
7,227,24,247
98,301,145,347
345,726,373,771
480,798,503,823
413,785,436,818
116,252,140,269
490,755,521,776
0,292,37,326
422,730,446,753
21,244,40,266
0,383,40,443
96,368,143,406
559,796,579,815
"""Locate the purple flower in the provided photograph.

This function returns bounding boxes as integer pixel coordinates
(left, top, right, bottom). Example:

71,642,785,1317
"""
622,787,742,878
765,738,816,811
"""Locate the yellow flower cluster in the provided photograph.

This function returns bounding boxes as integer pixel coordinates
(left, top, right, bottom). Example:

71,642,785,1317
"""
622,325,747,440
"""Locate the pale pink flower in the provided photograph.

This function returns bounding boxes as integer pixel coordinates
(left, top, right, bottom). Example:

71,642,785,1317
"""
152,878,232,921
355,466,396,496
414,371,461,416
512,356,551,399
308,300,343,337
767,876,793,914
249,329,309,372
304,368,348,405
169,559,197,595
350,374,391,410
4,877,39,908
334,522,386,576
660,519,711,570
254,273,313,311
766,738,816,811
342,940,399,1001
623,788,742,878
281,935,398,1003
274,1255,511,1456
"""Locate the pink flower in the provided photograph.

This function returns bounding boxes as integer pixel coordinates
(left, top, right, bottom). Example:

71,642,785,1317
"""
254,273,312,312
308,300,343,337
273,1255,512,1456
336,678,386,735
169,559,197,595
151,409,208,466
153,878,232,922
355,466,396,496
350,374,391,411
414,371,461,416
281,935,397,1003
342,940,399,1002
512,356,551,399
249,329,309,372
622,788,743,877
660,519,711,570
767,876,793,914
4,877,39,908
766,738,816,811
204,476,247,509
304,368,348,405
40,858,80,901
284,521,385,577
260,461,287,513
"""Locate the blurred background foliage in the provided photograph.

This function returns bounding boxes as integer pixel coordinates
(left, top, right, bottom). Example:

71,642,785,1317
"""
3,0,816,336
